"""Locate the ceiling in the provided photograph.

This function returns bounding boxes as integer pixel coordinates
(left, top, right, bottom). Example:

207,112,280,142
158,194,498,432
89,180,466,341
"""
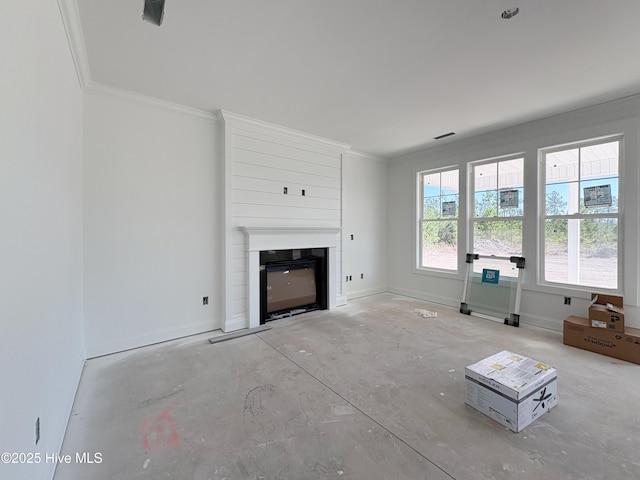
75,0,640,159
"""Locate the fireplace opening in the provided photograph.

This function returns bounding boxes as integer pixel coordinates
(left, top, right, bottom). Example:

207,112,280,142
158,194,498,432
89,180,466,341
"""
260,249,328,324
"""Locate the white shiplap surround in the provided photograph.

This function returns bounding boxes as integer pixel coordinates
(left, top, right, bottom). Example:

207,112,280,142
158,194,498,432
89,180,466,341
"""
220,112,350,332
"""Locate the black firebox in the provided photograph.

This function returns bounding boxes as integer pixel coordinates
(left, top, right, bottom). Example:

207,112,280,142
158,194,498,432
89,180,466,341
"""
259,249,327,324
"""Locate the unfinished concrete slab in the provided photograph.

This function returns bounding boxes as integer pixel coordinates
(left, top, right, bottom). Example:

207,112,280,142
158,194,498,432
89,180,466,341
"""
55,293,640,479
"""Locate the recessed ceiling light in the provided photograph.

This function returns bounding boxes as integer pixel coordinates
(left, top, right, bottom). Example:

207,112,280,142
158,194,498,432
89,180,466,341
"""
501,7,520,19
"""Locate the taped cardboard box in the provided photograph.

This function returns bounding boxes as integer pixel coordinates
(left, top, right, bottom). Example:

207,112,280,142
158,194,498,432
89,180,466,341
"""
589,293,624,332
563,316,640,365
465,350,557,433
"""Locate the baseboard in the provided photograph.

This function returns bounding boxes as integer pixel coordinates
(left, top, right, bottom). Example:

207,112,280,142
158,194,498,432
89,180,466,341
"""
519,312,563,332
335,294,348,307
50,356,85,479
85,322,217,358
223,313,248,333
346,286,387,301
387,286,460,310
387,286,565,332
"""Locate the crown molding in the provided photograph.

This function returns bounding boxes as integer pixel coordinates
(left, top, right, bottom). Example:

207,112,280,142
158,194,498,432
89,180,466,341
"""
87,83,219,123
56,1,217,124
57,0,91,89
343,150,388,164
219,110,351,154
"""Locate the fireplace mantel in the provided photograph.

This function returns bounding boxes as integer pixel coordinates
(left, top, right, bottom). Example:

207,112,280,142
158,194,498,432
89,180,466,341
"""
240,226,341,251
240,226,343,328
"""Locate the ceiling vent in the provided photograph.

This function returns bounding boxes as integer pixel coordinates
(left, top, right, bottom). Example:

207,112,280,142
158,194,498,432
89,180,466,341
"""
143,0,166,26
433,132,456,140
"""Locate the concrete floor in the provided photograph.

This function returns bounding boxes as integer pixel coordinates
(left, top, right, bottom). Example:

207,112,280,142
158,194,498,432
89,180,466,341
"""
55,293,640,480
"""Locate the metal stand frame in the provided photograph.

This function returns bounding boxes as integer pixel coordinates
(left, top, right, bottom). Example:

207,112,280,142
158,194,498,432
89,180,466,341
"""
460,253,525,327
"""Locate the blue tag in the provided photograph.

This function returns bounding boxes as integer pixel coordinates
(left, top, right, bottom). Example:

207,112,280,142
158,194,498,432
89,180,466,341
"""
482,269,500,284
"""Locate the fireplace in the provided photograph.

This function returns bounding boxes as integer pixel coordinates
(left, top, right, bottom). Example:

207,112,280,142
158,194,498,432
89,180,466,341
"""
239,226,343,330
260,249,328,323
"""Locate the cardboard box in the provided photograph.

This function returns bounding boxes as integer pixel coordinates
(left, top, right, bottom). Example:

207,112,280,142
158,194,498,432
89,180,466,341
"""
465,350,558,432
563,315,640,365
589,293,624,332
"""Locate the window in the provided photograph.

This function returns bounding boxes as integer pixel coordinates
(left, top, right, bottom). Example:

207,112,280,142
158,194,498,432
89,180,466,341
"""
541,136,621,290
418,168,459,271
470,156,524,269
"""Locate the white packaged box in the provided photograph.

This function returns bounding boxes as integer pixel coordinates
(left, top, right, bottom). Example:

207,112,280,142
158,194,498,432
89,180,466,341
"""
465,350,557,432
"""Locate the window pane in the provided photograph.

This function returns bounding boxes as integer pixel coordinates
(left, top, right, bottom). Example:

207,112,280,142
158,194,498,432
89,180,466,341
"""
498,187,523,216
474,191,497,218
544,218,617,289
441,194,458,217
545,184,569,215
421,220,457,270
580,141,619,179
544,219,570,285
475,162,497,191
422,170,459,220
423,173,441,193
423,196,440,219
580,178,618,214
473,220,522,256
441,170,459,196
546,148,578,184
498,158,523,189
546,182,581,215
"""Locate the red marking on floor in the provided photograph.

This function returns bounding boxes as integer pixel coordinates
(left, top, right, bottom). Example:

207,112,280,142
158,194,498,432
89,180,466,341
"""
140,410,178,451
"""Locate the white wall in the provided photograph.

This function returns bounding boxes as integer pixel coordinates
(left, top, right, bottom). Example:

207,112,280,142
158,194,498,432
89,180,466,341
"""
83,86,222,357
221,112,349,331
388,96,640,330
342,152,388,299
0,3,85,480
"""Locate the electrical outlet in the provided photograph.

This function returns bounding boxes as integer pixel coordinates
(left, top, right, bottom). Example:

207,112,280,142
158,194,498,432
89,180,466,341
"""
361,273,364,279
301,189,306,196
283,187,288,194
202,296,209,305
35,417,40,445
349,275,352,281
350,234,354,240
345,276,349,282
564,297,571,305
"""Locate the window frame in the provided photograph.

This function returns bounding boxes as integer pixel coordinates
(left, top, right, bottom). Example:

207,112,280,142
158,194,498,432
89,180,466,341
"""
538,134,623,293
416,166,460,274
468,153,525,262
